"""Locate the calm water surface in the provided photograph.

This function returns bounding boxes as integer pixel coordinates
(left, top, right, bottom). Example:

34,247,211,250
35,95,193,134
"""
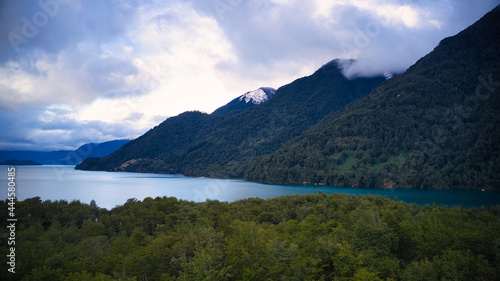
1,165,499,209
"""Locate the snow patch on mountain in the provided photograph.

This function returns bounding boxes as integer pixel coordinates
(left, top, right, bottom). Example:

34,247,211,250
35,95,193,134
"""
239,88,274,104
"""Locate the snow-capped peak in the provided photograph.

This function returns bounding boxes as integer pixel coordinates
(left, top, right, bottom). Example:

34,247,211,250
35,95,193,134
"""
239,88,273,105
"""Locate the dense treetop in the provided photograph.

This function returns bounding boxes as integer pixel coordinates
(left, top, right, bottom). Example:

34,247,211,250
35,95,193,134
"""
1,194,499,280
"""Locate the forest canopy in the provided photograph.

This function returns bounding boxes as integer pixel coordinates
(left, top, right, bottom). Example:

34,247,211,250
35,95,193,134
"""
1,194,499,280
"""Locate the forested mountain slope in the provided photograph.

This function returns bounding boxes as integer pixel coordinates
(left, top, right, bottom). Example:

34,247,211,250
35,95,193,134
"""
243,6,500,189
77,61,385,175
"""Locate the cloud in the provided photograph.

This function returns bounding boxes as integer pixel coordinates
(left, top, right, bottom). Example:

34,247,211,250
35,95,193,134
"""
0,46,141,113
0,104,146,151
192,0,499,78
0,0,137,63
0,0,499,150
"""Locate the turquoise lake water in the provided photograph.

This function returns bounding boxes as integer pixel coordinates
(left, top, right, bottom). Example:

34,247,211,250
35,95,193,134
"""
1,165,499,209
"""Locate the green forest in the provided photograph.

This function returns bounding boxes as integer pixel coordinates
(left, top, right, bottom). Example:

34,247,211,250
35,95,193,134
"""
1,194,499,280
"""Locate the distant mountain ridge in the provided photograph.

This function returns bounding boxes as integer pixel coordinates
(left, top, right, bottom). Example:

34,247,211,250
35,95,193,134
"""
74,140,131,159
76,62,386,174
0,139,129,165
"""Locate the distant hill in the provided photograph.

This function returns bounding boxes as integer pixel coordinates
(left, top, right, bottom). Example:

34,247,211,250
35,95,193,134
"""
76,62,386,175
243,6,500,189
74,139,132,160
0,150,68,165
0,139,129,165
0,159,42,165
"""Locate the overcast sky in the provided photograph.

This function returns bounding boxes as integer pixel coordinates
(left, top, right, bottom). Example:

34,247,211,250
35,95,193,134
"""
0,0,498,151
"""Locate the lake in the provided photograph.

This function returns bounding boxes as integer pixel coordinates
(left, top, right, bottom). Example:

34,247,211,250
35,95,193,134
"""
1,165,499,210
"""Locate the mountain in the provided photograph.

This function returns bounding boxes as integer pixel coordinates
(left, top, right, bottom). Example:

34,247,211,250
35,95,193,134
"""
77,111,215,172
243,6,500,189
74,139,132,159
212,87,276,115
0,139,129,165
76,62,386,175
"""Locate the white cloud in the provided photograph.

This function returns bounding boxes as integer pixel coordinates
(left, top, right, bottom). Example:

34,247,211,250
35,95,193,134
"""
75,0,240,128
311,0,444,29
0,45,141,112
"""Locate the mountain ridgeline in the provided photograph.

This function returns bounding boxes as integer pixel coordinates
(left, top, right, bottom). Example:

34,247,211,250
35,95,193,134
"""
0,139,129,165
76,62,386,175
77,6,500,190
243,6,500,189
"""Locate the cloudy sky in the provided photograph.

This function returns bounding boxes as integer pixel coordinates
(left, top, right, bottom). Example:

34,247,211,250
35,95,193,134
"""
0,0,498,151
